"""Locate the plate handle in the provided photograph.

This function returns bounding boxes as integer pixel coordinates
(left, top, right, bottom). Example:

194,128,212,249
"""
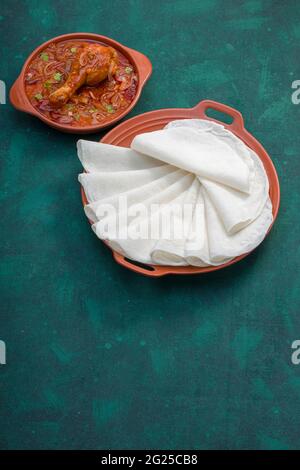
113,252,169,277
10,75,40,117
10,76,31,113
192,99,245,133
126,47,152,88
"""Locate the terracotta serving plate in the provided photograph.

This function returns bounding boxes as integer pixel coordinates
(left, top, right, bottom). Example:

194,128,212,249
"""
81,99,280,277
10,33,152,134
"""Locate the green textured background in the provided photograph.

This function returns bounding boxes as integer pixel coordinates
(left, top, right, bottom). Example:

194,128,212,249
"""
0,0,300,450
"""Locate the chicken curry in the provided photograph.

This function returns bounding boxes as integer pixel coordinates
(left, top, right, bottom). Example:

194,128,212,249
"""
25,40,138,127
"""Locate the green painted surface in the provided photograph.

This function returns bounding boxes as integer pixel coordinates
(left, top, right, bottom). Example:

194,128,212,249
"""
0,0,300,450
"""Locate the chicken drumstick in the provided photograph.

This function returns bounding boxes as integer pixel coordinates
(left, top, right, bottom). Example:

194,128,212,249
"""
49,44,119,107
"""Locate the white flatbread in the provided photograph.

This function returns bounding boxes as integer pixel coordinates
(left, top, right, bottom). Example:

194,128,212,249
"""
166,119,269,234
202,187,273,262
131,124,253,192
77,119,273,267
77,139,164,172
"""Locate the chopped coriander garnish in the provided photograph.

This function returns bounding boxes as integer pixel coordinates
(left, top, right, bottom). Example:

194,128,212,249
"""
40,52,49,62
34,93,43,101
125,66,133,74
106,104,115,113
89,107,97,113
44,80,52,89
70,47,77,53
53,72,62,81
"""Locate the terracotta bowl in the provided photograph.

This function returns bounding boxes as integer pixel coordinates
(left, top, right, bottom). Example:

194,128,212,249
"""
81,99,280,277
10,33,152,134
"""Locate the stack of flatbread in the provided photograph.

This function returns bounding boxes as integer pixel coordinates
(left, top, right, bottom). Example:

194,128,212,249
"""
78,119,272,266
